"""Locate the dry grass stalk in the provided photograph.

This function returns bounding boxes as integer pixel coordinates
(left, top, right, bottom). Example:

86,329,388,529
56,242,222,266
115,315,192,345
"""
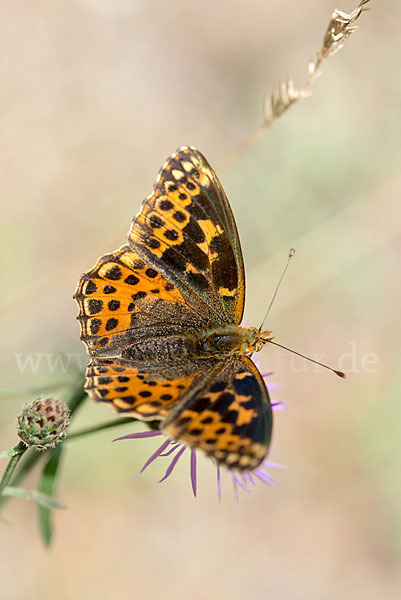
221,0,371,168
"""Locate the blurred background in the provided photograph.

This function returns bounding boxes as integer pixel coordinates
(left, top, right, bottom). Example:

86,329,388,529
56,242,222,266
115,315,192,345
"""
1,0,400,598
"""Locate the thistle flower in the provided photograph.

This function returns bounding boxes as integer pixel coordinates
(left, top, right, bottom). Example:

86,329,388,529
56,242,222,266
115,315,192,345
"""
114,372,285,501
17,396,71,451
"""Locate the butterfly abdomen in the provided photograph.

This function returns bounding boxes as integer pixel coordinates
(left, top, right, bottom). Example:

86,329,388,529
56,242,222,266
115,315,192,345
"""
121,334,199,366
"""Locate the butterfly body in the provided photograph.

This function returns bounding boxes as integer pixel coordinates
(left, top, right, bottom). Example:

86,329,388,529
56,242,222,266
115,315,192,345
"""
75,146,274,471
121,325,273,364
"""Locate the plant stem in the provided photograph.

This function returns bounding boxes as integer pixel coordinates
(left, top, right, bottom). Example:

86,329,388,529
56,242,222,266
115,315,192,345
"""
0,442,27,496
0,448,41,509
66,417,135,441
66,382,87,414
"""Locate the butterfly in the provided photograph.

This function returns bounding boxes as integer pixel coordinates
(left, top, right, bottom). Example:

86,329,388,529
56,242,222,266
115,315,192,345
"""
74,147,274,471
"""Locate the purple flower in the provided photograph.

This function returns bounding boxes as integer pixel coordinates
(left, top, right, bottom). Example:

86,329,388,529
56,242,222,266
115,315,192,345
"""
113,372,285,501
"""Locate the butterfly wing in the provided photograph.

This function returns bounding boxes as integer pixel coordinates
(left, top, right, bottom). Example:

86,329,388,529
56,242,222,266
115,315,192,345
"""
85,358,203,420
128,146,245,325
74,245,207,356
163,356,272,470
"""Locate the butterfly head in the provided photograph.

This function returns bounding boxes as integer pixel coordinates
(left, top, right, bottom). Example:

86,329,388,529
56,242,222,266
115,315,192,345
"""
245,327,274,354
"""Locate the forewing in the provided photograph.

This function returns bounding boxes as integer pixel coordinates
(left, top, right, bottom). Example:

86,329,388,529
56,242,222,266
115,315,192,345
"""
74,245,206,356
128,146,245,325
163,356,272,471
85,358,200,420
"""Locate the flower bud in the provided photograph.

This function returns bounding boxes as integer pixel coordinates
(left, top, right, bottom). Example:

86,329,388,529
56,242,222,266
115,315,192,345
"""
17,396,71,451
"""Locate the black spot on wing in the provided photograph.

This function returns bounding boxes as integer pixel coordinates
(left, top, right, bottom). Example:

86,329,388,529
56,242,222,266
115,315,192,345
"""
214,391,234,414
221,410,238,425
108,300,120,311
183,217,206,244
148,237,161,249
90,319,102,334
187,199,208,221
233,373,260,396
106,318,118,331
159,199,174,211
173,237,209,272
132,291,147,302
103,285,116,294
104,265,122,280
209,381,226,393
173,210,186,223
190,396,210,413
149,214,164,229
241,412,269,445
160,247,187,273
88,299,103,314
164,229,179,241
125,274,140,285
85,280,97,294
210,235,238,291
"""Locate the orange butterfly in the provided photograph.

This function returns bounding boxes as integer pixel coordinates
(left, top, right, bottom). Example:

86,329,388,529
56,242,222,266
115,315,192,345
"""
75,147,274,471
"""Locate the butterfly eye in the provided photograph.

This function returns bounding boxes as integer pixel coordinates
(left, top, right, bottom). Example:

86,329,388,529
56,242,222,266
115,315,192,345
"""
199,332,233,356
209,334,224,349
216,334,231,348
210,333,239,353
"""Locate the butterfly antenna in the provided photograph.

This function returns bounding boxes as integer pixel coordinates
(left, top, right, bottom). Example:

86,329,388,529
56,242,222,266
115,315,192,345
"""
267,339,346,378
258,248,295,333
256,248,345,378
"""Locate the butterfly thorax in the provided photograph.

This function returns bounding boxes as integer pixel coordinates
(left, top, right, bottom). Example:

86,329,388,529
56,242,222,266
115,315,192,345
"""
120,325,273,365
193,326,273,359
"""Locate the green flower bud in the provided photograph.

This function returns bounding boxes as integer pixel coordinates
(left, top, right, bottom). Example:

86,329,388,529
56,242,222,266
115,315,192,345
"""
17,396,71,451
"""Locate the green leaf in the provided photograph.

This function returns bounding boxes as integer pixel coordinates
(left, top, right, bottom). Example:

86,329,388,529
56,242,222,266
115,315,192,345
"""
0,445,25,459
1,486,66,510
37,445,64,547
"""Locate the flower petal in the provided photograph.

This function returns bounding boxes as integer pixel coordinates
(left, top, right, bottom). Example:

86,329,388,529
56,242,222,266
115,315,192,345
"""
261,371,273,378
158,442,182,457
190,450,197,497
266,382,283,391
113,430,162,442
136,438,171,477
232,474,239,504
253,467,279,487
217,464,222,503
232,472,249,494
244,472,256,486
263,460,286,470
158,446,186,483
